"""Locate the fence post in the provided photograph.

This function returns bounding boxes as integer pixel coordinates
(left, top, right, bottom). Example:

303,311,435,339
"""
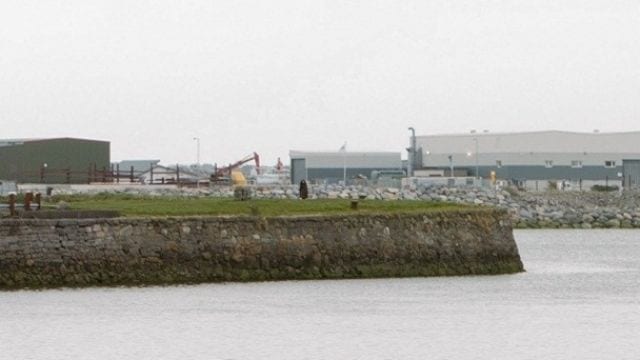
8,193,16,217
34,192,41,210
130,166,134,183
150,164,154,185
116,164,120,184
176,165,180,187
102,166,106,182
24,192,33,211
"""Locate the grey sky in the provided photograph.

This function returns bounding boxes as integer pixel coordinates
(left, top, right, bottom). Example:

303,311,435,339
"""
1,0,638,165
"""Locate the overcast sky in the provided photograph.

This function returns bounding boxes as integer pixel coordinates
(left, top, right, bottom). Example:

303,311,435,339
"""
1,0,638,165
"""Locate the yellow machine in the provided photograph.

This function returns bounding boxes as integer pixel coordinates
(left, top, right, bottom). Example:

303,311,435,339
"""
210,152,259,187
230,170,247,186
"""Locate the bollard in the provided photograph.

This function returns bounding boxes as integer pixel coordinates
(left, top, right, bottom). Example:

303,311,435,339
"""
35,192,42,210
8,193,16,217
24,192,33,211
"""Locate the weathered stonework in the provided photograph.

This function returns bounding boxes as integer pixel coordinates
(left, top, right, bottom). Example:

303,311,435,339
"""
0,209,523,289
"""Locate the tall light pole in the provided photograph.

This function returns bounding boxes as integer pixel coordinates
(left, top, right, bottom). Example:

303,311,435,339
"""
474,137,479,179
408,127,416,177
193,137,200,165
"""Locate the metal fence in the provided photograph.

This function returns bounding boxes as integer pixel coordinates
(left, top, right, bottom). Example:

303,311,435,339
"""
18,163,205,186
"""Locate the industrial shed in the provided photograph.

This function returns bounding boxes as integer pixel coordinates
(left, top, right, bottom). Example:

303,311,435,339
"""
0,138,110,184
415,130,640,190
290,150,402,185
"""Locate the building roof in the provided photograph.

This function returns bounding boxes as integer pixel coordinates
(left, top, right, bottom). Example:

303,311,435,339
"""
417,130,640,154
0,137,108,147
290,150,401,157
0,138,42,147
115,160,161,172
138,165,200,179
290,150,402,169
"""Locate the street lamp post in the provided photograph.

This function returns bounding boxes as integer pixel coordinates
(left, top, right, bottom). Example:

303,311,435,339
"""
193,137,200,165
474,137,479,179
408,127,416,177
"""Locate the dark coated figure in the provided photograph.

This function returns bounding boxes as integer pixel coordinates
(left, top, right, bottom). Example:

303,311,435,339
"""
299,179,308,199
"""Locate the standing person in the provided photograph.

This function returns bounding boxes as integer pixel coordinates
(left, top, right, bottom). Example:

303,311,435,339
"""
299,180,308,199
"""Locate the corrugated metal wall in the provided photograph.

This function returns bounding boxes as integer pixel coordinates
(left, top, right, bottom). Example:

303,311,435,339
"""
0,138,110,184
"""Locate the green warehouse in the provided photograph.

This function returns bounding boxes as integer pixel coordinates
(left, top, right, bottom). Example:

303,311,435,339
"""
0,138,110,184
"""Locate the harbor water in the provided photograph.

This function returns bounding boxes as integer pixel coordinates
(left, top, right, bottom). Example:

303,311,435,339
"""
1,230,639,360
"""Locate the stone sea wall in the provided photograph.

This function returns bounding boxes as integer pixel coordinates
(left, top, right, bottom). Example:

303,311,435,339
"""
0,209,522,289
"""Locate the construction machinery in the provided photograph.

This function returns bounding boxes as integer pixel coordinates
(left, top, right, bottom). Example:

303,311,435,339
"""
211,152,260,185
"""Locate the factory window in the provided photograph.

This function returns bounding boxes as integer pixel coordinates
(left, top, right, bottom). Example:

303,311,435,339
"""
571,160,583,168
496,160,502,168
604,160,616,168
544,160,553,168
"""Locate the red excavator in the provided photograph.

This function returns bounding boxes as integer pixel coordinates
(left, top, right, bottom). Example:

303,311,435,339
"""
211,152,260,184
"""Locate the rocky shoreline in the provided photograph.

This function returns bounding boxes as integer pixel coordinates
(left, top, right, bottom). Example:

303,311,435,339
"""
191,184,640,229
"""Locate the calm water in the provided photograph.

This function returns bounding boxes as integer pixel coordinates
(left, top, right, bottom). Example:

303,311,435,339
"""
1,230,639,360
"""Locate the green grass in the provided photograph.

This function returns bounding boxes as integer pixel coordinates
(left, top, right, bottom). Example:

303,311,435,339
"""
45,195,474,217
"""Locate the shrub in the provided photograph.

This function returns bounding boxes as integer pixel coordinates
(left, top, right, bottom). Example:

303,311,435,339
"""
591,185,619,192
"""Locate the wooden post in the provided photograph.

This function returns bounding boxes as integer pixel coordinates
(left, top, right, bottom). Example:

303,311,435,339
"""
8,193,16,217
102,166,107,182
130,166,134,183
24,192,33,211
150,164,154,184
116,164,120,184
34,192,41,210
176,165,180,187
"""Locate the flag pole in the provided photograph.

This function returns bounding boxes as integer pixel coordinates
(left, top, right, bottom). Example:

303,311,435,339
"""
341,142,347,186
343,152,346,186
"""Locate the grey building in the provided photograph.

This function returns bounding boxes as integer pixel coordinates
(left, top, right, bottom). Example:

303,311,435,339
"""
290,150,402,185
113,160,161,174
416,130,640,189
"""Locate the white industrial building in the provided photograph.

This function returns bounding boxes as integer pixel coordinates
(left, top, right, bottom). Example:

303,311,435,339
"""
414,130,640,190
290,150,402,185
